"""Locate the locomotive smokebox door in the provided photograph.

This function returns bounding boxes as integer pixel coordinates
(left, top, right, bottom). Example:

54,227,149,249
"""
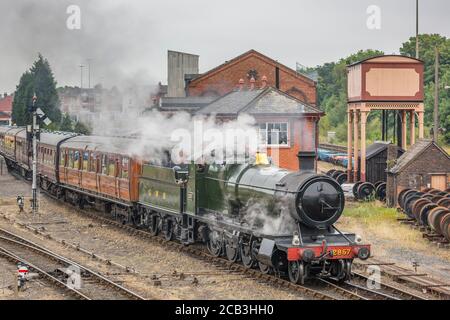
257,238,276,267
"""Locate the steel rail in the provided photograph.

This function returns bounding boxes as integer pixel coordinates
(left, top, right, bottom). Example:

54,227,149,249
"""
0,230,146,300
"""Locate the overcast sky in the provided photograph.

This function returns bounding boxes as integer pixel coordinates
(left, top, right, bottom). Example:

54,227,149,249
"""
0,0,448,93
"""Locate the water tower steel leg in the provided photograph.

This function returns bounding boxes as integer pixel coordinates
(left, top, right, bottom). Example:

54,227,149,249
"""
360,111,367,182
347,110,353,182
353,111,359,182
410,111,415,146
401,111,407,150
418,110,424,139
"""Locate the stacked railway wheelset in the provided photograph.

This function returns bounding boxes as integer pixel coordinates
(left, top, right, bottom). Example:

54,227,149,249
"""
324,169,386,202
398,188,450,242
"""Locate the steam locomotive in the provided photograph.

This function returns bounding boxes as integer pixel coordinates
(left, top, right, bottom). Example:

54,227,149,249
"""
0,126,370,284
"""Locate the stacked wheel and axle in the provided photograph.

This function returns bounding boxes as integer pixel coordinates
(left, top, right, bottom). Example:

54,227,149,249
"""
325,169,385,202
398,187,450,242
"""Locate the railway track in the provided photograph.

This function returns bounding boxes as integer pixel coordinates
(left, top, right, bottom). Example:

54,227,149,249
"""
0,227,146,300
33,192,430,300
319,143,348,153
354,259,450,299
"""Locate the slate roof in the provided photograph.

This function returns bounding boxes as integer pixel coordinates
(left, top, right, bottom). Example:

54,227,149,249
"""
196,87,323,116
389,139,450,174
362,141,404,160
159,96,216,113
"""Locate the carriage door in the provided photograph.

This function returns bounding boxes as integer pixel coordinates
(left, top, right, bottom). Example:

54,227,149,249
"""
431,174,447,191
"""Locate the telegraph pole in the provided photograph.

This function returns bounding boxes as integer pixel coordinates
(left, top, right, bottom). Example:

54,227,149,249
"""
415,0,419,59
31,94,38,215
433,47,439,141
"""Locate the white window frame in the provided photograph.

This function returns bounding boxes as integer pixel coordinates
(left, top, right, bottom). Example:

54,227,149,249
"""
258,122,290,147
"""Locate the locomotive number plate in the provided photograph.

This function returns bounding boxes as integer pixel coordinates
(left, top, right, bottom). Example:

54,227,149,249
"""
330,248,351,257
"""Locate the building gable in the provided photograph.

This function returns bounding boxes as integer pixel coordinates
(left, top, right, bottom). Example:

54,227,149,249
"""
187,50,317,105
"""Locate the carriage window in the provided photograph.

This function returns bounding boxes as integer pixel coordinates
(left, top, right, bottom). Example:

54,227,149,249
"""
101,154,108,175
121,157,129,179
74,151,80,169
90,153,96,172
60,151,65,166
68,150,74,168
83,151,89,171
108,155,116,176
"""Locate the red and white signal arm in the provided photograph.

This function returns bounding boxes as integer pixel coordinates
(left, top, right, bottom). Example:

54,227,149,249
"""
18,265,29,275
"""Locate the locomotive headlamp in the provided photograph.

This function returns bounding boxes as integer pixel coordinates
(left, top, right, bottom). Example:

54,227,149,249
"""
355,234,363,243
357,247,370,260
302,249,315,263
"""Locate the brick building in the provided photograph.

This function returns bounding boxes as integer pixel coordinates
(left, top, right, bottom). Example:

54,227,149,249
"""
0,93,13,125
196,85,323,171
387,139,450,206
187,49,317,106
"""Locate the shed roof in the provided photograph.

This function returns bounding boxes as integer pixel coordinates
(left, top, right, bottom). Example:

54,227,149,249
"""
363,141,404,160
196,87,323,116
389,139,450,174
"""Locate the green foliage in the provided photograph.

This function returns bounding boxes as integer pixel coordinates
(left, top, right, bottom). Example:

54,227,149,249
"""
12,53,62,126
314,34,450,146
400,34,450,143
59,113,73,132
11,72,34,125
311,50,384,141
73,121,91,135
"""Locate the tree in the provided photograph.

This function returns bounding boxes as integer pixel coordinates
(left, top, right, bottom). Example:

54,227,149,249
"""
400,34,450,142
74,121,91,135
60,113,73,132
11,53,62,126
308,49,384,141
11,72,34,125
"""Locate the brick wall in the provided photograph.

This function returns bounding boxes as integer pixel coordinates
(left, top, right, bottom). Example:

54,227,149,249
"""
388,144,450,206
260,116,317,171
188,54,316,105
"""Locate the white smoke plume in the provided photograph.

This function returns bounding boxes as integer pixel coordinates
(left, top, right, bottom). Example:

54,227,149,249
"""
91,109,261,165
242,197,296,235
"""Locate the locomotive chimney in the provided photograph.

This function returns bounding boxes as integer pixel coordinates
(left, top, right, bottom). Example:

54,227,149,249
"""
297,151,316,172
238,78,245,91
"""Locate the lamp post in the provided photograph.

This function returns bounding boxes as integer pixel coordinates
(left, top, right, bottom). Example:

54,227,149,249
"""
415,0,419,59
31,94,38,215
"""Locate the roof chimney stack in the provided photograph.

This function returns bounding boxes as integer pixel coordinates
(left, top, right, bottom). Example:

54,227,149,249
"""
250,77,255,90
238,78,245,91
261,75,267,89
